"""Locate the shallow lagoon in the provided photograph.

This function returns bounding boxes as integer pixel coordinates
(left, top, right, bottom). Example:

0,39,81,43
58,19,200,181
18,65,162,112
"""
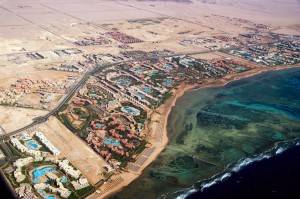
114,68,300,199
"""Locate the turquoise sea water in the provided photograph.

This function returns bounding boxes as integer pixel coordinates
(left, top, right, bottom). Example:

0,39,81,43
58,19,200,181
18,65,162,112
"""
114,68,300,199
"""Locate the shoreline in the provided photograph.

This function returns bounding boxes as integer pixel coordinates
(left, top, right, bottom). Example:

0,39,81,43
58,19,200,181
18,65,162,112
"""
195,64,300,90
90,64,300,199
92,82,193,199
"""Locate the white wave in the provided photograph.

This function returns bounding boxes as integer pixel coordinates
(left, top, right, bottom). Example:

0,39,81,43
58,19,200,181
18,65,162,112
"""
201,180,217,190
232,158,253,172
175,189,197,199
275,147,286,155
171,138,300,199
200,172,232,190
221,173,231,181
232,154,271,172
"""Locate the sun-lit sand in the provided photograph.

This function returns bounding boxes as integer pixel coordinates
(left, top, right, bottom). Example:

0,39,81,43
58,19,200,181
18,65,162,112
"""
37,116,108,185
0,106,47,133
0,0,299,198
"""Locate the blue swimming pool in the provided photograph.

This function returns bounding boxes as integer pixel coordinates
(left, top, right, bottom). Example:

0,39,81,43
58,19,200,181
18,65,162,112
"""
121,107,140,116
26,140,39,150
33,167,56,183
90,94,97,97
39,190,56,199
140,87,151,93
115,78,132,87
96,123,104,128
102,137,120,146
163,79,173,87
163,65,173,71
235,67,245,71
136,93,144,99
149,71,158,76
61,176,67,183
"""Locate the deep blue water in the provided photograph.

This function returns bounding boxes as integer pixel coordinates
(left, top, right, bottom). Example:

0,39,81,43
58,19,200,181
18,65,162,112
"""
186,143,300,199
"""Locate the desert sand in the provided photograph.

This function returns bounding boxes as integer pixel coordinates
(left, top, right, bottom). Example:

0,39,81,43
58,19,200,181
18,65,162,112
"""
36,116,107,185
0,0,299,198
0,106,47,133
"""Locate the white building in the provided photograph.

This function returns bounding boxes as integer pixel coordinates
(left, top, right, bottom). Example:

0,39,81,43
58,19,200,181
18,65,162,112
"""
34,131,60,156
58,159,81,179
15,183,38,199
14,168,26,183
71,177,90,190
10,138,42,157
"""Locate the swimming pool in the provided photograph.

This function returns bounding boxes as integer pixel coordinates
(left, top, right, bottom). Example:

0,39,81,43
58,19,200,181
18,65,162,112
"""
163,79,173,87
61,176,67,183
115,78,132,87
163,65,173,71
136,93,144,100
90,94,97,97
102,137,120,146
26,140,39,150
140,87,151,93
235,67,245,72
39,190,56,199
33,166,56,183
121,107,140,116
149,71,158,76
96,123,104,128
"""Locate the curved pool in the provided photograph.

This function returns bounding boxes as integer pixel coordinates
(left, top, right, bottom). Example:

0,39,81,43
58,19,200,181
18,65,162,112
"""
33,166,56,183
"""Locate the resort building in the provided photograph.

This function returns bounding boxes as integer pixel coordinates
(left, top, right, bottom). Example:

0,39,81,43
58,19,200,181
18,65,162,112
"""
13,156,42,183
15,183,38,199
71,177,90,190
10,138,42,157
14,168,26,182
9,131,90,199
58,159,81,179
35,131,60,156
34,182,71,198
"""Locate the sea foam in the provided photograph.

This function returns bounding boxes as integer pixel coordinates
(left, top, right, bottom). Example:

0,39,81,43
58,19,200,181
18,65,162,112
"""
175,189,197,199
170,138,300,199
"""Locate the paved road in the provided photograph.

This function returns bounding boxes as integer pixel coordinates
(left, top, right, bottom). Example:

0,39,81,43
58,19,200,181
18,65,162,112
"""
3,48,240,137
0,126,16,162
6,62,118,136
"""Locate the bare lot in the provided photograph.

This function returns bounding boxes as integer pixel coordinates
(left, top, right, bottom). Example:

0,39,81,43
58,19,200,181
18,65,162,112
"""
38,116,107,185
0,106,47,133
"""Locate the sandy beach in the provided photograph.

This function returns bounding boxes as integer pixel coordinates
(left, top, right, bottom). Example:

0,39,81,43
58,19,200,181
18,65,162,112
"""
86,64,300,199
88,82,193,199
